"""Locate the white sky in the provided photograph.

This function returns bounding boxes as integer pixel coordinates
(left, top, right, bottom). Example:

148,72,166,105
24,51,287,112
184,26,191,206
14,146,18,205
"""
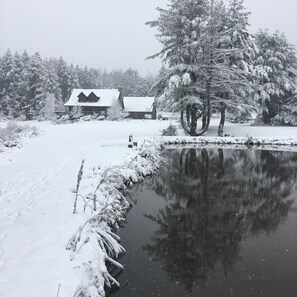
0,0,296,75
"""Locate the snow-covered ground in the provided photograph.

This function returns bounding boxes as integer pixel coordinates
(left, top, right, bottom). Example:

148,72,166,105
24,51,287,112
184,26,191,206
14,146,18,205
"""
0,119,297,297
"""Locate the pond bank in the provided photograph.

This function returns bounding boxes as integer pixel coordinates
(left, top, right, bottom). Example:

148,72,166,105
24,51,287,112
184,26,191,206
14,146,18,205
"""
160,135,297,148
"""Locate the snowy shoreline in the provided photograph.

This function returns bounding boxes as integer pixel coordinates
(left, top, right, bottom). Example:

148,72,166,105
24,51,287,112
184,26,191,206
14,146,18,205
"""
160,135,297,151
66,139,163,297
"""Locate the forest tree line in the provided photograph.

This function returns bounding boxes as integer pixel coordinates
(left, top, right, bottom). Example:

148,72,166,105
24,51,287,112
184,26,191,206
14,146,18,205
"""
0,50,156,117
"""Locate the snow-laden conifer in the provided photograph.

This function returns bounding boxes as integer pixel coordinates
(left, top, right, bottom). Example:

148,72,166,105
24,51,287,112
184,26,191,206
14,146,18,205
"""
254,30,297,124
27,52,47,112
147,0,257,136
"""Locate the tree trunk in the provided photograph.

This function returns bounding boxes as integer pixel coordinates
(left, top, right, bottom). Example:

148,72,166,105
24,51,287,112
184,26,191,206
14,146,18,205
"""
218,104,226,137
262,110,270,125
202,111,207,129
190,105,198,136
186,104,191,127
217,148,224,178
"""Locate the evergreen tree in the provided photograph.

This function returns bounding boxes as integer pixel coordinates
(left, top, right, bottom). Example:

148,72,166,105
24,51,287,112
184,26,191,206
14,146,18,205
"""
147,0,210,135
254,30,297,124
14,52,30,111
215,0,257,135
68,64,80,92
0,49,18,115
274,93,297,125
121,68,150,96
147,0,257,136
57,57,71,102
43,62,61,100
27,52,46,112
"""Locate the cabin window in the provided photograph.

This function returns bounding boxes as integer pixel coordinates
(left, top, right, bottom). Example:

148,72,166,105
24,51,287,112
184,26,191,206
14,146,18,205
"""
88,92,99,102
78,92,87,102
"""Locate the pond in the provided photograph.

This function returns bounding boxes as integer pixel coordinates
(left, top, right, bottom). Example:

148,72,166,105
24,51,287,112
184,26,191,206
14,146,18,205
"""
108,148,297,297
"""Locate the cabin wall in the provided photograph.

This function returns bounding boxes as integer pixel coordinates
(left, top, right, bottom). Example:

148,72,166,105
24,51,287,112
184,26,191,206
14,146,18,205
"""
127,112,156,119
68,106,108,116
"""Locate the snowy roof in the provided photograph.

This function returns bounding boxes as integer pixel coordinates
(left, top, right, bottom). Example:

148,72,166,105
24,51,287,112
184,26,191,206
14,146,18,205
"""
64,89,120,107
124,97,155,112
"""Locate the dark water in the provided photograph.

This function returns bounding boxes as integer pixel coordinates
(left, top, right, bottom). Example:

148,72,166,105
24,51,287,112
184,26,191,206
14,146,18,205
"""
109,148,297,297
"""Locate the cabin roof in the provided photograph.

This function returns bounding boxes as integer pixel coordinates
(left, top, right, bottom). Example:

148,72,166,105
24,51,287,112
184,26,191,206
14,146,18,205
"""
65,89,120,107
124,97,155,112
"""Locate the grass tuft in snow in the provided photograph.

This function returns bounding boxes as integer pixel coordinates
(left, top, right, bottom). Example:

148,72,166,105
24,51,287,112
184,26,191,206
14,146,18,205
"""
73,159,85,214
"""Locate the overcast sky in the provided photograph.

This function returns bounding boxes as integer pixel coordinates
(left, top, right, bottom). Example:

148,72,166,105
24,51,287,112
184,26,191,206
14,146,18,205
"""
0,0,296,76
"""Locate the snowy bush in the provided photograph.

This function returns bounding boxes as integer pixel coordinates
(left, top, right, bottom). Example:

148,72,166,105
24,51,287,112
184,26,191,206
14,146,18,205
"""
0,121,40,149
52,115,72,125
79,115,93,121
106,100,128,121
70,106,83,120
39,93,57,120
161,123,178,136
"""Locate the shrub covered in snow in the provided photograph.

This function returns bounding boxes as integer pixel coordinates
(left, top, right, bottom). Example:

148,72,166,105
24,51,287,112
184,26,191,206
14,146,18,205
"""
161,123,178,136
106,100,128,121
0,121,39,149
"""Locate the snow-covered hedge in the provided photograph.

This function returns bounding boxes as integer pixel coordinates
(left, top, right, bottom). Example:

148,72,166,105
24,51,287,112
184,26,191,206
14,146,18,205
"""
67,138,162,297
0,121,39,150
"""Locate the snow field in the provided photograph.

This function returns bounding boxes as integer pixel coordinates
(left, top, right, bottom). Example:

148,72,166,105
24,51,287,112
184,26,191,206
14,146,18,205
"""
0,119,297,297
0,120,169,297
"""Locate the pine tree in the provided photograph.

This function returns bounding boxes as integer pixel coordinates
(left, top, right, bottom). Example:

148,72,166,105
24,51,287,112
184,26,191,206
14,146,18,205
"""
147,0,210,136
274,93,297,125
14,52,30,112
0,49,18,116
57,57,70,102
147,0,257,136
115,68,150,96
254,30,297,124
215,0,257,135
68,64,80,93
27,52,47,112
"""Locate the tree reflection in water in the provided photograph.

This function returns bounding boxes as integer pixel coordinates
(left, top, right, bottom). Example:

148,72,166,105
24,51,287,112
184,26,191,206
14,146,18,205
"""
144,148,297,292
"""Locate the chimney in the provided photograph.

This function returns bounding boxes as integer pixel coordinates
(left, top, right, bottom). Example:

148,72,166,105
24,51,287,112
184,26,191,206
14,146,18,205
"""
118,86,124,109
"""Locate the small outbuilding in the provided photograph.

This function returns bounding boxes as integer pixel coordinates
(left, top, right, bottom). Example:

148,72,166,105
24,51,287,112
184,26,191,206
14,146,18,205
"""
124,97,156,119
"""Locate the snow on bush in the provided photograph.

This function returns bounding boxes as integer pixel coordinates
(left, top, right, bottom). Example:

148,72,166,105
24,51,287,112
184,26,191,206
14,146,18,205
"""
39,93,57,120
106,100,128,121
161,123,178,136
67,138,162,297
0,121,39,150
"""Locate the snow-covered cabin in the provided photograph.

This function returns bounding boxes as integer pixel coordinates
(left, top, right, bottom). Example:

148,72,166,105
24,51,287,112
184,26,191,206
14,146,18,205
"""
64,88,124,116
64,88,156,119
124,97,156,119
